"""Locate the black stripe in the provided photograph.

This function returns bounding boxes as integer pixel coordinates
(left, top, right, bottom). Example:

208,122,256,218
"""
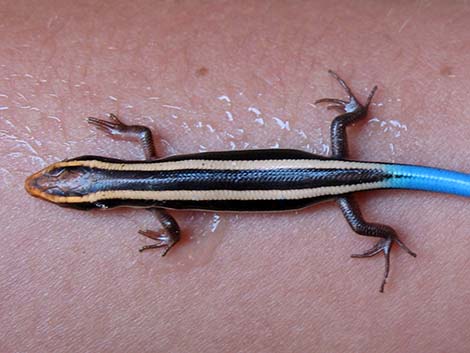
59,197,334,211
159,149,329,162
85,167,390,192
67,149,330,164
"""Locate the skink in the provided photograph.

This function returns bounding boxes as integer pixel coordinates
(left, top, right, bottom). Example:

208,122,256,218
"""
25,71,469,292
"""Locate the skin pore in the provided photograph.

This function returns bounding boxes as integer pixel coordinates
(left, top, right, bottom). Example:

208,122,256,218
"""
2,1,470,352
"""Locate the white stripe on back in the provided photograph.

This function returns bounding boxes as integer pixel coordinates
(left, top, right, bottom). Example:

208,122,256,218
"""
56,159,385,172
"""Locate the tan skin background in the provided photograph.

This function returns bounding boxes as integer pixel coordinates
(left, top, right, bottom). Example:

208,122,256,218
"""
2,1,470,352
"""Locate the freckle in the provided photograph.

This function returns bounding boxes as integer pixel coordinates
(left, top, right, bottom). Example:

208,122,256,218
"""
195,67,209,77
439,65,454,77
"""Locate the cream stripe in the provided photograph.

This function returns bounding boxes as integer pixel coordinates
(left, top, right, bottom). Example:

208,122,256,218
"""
49,181,386,204
54,159,385,172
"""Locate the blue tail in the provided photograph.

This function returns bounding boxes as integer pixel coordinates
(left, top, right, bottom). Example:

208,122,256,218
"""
385,164,470,197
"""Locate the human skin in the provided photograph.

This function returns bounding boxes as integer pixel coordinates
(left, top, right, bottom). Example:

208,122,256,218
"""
2,1,470,352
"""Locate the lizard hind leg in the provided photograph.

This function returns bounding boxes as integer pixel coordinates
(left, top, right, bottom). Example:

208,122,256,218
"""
338,196,416,293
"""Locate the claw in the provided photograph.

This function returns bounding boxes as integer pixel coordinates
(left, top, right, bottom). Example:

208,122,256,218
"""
108,113,126,124
138,229,176,257
87,116,127,135
351,236,415,293
314,98,350,113
87,114,129,135
87,118,114,129
394,237,417,257
351,240,386,258
314,98,348,105
327,69,354,96
365,85,378,107
315,70,377,114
